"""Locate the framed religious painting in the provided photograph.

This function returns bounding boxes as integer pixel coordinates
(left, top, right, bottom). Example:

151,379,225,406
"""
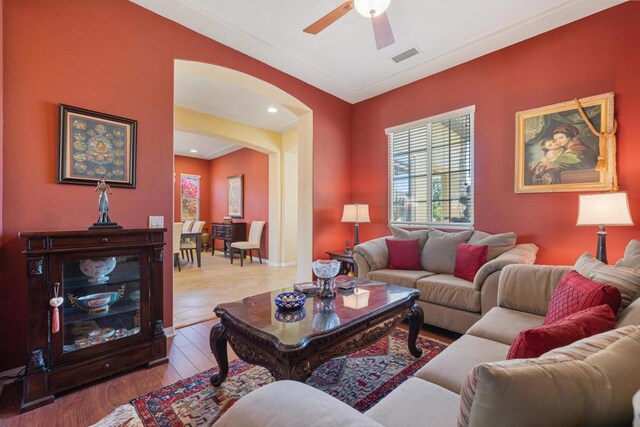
227,174,244,218
58,104,137,188
514,92,616,193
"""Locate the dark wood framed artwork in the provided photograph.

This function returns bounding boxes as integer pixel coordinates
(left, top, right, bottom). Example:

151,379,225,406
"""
514,92,615,193
227,174,244,218
58,104,137,188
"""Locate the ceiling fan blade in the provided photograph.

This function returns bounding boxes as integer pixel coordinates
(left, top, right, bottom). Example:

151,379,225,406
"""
372,12,395,49
303,1,354,34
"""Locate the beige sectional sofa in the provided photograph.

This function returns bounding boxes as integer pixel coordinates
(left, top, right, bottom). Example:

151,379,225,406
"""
215,262,640,426
353,228,539,333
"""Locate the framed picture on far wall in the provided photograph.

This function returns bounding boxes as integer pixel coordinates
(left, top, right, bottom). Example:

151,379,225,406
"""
514,92,616,193
228,174,244,218
58,104,137,188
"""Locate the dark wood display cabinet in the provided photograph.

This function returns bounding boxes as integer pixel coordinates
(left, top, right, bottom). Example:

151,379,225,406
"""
19,228,168,412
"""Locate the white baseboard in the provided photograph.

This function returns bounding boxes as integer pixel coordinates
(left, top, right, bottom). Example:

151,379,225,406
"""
164,326,176,338
267,260,297,267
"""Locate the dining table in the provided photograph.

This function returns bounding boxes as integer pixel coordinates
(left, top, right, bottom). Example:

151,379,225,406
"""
181,231,203,267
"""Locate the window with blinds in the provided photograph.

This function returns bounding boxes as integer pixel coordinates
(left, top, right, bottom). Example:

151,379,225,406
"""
386,106,474,227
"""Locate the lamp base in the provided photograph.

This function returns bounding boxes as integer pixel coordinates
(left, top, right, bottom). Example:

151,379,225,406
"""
354,223,360,247
596,225,607,264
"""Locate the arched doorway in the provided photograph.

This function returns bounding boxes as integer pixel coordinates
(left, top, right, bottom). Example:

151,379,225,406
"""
173,60,313,281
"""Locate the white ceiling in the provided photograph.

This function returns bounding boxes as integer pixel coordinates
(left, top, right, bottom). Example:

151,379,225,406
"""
173,57,300,160
173,130,242,160
131,0,623,103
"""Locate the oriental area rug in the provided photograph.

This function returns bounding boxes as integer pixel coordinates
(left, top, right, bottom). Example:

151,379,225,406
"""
94,329,448,427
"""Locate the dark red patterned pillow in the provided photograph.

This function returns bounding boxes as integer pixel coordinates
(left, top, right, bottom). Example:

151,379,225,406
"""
508,304,616,359
544,270,622,325
453,244,488,282
385,238,421,270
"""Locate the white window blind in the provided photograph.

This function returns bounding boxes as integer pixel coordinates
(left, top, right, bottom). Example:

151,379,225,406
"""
386,106,474,227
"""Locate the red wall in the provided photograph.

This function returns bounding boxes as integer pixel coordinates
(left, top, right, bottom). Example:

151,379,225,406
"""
174,155,212,226
352,3,640,265
210,149,270,257
0,0,352,371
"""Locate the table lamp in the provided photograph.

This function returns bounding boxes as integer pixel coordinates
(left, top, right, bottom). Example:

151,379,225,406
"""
576,192,633,264
342,203,370,246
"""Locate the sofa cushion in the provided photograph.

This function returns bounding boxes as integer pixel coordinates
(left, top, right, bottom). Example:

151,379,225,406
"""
454,244,488,282
389,224,429,252
507,304,616,359
459,326,640,427
615,239,640,269
468,230,517,261
385,238,421,270
543,270,622,325
215,380,384,427
367,269,434,289
421,229,474,273
415,334,509,394
574,252,640,312
416,274,480,312
365,378,459,427
543,324,638,360
617,297,640,327
467,307,544,345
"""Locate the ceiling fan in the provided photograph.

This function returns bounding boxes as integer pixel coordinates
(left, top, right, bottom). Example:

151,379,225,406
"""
303,0,395,50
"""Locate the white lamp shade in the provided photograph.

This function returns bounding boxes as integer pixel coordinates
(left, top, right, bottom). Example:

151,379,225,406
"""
577,192,634,226
354,0,391,17
341,204,371,223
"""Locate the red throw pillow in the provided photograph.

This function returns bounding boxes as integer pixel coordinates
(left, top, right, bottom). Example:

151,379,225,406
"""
507,304,616,359
385,238,421,270
453,244,488,282
544,270,622,325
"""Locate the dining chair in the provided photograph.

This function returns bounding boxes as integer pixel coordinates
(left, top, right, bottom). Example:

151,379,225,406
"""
230,221,266,267
182,220,194,233
173,222,183,272
181,220,205,263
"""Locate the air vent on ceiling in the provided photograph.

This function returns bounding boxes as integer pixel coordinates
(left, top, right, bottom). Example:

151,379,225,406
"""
391,47,420,63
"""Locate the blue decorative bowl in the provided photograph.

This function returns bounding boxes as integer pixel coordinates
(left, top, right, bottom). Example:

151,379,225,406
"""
274,292,306,311
275,308,307,323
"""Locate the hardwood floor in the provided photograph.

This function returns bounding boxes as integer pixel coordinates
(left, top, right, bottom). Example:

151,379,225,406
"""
173,250,297,327
0,319,457,426
1,252,459,426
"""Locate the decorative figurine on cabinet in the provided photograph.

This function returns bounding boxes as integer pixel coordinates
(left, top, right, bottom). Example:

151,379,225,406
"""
90,177,122,229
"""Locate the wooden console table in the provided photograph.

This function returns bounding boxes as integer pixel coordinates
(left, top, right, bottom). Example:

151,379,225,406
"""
210,222,246,256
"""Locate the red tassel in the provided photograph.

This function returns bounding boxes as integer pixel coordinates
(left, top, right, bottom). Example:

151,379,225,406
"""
52,307,60,333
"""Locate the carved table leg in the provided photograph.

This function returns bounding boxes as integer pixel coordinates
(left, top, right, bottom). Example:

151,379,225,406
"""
407,303,424,358
209,323,229,386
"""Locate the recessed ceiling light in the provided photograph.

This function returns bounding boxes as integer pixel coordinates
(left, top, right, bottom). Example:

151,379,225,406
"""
267,107,278,113
189,149,198,153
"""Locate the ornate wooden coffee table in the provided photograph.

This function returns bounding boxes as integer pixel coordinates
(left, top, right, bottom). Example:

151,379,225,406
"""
209,281,423,386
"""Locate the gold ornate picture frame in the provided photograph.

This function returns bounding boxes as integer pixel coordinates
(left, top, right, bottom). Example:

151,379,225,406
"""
515,92,616,193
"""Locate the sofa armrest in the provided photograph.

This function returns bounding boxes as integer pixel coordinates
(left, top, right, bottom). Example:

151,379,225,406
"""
215,381,384,427
497,264,572,316
354,237,390,275
353,252,371,278
472,243,539,290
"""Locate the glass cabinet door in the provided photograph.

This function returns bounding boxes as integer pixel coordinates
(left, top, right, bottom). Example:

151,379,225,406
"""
60,254,144,354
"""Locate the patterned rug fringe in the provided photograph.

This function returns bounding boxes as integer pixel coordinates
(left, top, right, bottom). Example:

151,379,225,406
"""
90,404,143,427
96,329,448,426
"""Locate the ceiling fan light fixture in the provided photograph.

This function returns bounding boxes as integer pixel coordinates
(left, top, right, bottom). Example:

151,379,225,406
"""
354,0,391,18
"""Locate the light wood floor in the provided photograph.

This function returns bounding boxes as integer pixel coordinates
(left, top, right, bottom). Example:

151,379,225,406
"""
0,319,457,426
173,250,297,327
